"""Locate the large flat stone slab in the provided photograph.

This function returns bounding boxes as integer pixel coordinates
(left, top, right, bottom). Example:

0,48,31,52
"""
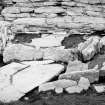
0,61,64,103
12,63,64,93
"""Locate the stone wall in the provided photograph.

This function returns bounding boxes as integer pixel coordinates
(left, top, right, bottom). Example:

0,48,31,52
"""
1,0,105,34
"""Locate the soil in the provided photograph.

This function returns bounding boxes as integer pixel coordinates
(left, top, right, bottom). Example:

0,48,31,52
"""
1,34,105,105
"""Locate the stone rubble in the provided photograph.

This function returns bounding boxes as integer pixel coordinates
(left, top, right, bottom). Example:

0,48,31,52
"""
1,0,105,103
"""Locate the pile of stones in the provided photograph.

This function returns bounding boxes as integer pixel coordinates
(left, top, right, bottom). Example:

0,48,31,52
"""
1,0,105,104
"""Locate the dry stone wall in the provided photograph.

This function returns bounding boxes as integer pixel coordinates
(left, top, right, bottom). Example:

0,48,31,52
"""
1,0,105,34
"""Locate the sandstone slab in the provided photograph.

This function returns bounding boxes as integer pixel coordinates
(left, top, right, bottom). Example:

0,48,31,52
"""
0,62,64,103
12,64,64,93
3,44,43,62
59,69,99,83
30,36,64,48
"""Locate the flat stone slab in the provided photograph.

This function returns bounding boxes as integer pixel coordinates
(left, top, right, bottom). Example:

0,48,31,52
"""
59,68,99,83
12,63,64,93
0,61,64,103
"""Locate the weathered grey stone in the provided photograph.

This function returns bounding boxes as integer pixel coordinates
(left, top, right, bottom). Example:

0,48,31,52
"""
66,60,88,73
0,62,64,103
93,84,105,93
13,18,46,27
30,36,64,48
78,77,90,90
34,7,65,14
12,64,64,93
65,86,83,94
53,79,77,89
59,68,99,83
55,87,63,94
43,47,78,62
3,44,43,62
1,7,20,14
78,36,100,61
39,82,55,92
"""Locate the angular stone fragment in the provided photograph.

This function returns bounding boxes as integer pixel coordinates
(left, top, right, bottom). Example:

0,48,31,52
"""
55,87,63,94
3,44,43,62
13,64,64,93
59,69,99,83
78,36,100,61
53,79,77,89
43,47,78,62
93,84,105,93
39,82,55,92
65,86,83,94
78,77,90,90
66,60,88,73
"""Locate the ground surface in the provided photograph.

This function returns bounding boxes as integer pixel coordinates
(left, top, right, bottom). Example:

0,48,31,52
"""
1,34,105,105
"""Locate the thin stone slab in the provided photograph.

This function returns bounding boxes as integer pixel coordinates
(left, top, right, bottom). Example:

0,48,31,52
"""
12,63,64,93
29,36,64,48
59,69,99,83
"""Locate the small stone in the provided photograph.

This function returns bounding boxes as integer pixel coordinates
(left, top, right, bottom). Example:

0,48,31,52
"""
65,86,83,94
39,82,55,92
78,77,90,90
93,84,105,93
53,79,77,89
55,87,63,94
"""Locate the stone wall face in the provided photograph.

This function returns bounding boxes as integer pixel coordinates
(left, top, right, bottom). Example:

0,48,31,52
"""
1,0,105,34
